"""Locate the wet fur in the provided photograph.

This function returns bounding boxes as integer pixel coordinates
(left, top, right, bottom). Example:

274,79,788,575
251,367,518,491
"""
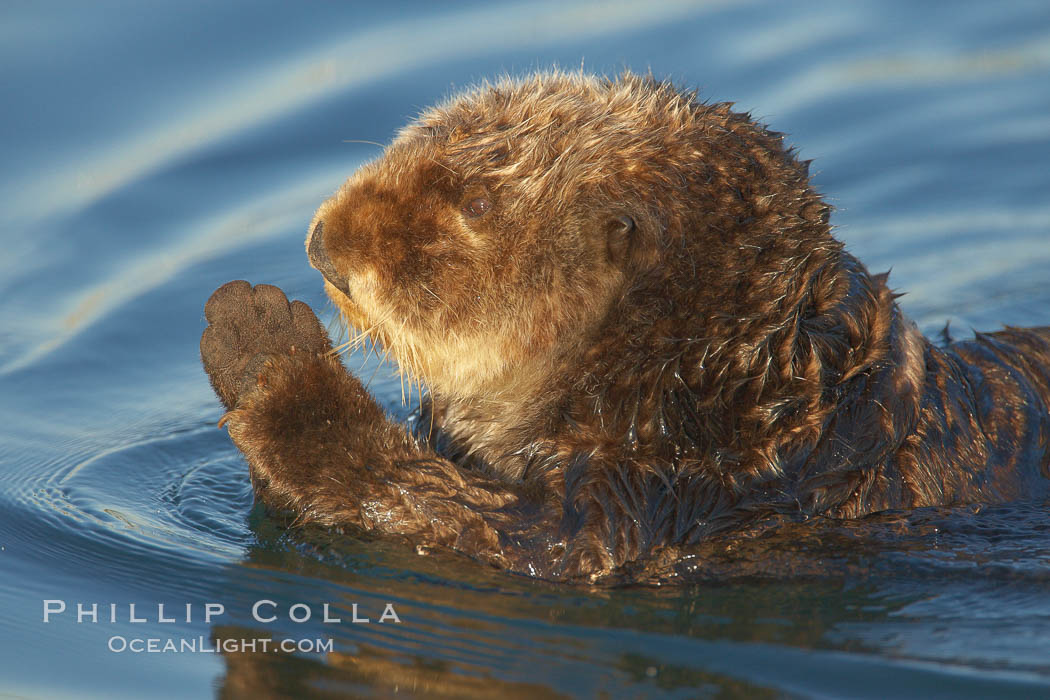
201,72,1050,583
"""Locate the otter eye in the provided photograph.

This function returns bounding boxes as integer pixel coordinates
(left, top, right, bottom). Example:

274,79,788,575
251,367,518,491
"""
461,196,491,218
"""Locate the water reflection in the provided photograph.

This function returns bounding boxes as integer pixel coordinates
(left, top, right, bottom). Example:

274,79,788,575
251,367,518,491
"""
198,500,1050,697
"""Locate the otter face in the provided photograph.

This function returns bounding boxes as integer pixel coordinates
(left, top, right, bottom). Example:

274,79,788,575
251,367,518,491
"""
306,133,626,399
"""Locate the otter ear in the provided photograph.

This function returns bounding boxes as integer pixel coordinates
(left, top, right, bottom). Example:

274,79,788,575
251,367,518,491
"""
605,214,637,264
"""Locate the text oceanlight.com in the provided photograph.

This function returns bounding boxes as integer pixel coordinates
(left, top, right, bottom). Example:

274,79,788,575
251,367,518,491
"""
107,636,335,654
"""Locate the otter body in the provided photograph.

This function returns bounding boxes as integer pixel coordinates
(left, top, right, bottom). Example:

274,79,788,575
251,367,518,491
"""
201,72,1050,583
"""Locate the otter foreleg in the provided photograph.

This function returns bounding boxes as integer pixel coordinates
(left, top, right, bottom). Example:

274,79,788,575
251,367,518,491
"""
200,281,534,570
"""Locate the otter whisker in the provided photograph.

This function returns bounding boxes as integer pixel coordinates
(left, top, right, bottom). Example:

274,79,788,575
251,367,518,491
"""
356,311,394,370
426,156,457,177
419,283,453,311
341,138,386,148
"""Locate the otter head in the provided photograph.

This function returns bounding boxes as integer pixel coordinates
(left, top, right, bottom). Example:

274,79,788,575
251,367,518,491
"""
306,74,662,402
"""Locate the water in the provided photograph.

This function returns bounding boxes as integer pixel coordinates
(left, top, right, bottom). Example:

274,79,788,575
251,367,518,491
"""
2,1,1049,697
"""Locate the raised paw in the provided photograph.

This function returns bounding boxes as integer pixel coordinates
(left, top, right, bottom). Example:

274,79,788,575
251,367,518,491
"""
200,280,332,409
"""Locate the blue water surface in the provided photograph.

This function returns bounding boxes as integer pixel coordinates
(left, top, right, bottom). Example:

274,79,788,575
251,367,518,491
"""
2,1,1050,698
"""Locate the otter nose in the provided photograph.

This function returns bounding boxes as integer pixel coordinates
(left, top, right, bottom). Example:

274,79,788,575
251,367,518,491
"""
307,221,352,298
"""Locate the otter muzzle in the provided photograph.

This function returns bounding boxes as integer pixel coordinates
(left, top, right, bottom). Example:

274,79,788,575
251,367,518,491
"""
307,221,352,298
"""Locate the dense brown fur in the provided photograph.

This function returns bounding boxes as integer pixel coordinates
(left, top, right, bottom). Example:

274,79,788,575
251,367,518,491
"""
201,72,1050,583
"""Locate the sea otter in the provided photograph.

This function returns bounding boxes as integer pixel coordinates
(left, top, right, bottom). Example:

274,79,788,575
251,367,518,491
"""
201,71,1050,583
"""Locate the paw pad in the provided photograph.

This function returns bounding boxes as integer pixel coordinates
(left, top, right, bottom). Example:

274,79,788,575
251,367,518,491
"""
201,281,331,409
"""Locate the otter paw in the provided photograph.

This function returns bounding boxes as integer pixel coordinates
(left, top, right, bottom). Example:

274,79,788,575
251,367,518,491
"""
201,280,332,409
